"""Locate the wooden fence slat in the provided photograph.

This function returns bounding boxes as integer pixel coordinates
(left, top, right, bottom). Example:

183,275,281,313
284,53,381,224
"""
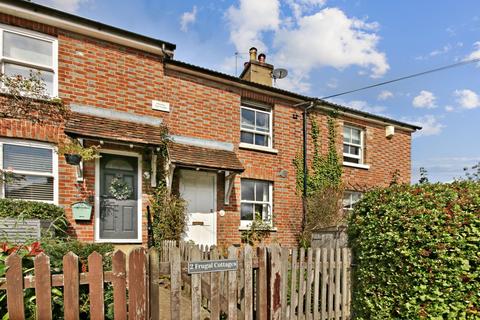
6,253,25,320
269,244,282,320
34,252,52,320
335,249,341,320
112,250,127,320
328,249,334,320
281,247,290,320
228,246,238,320
128,247,148,320
341,248,348,319
313,249,321,320
191,246,202,320
256,246,268,320
305,248,313,320
297,248,305,320
63,252,80,320
170,246,181,320
321,249,327,320
289,248,298,320
346,250,352,318
148,248,160,320
88,251,105,320
244,245,253,320
210,247,221,320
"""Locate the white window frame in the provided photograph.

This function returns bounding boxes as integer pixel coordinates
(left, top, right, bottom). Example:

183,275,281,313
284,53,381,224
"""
343,125,365,164
0,138,59,204
0,23,58,97
240,179,273,228
240,103,273,149
343,191,362,211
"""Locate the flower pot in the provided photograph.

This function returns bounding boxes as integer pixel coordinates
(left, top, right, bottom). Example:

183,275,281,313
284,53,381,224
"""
65,154,82,165
71,202,92,220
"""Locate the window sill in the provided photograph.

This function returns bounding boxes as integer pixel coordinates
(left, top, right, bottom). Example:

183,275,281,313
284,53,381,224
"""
239,143,278,154
343,162,370,170
238,225,277,232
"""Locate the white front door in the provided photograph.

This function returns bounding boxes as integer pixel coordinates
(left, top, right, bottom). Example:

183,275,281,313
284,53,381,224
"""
179,170,216,246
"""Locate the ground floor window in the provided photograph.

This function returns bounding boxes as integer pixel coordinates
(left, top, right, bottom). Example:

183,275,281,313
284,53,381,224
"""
240,179,272,227
0,139,57,203
343,191,362,211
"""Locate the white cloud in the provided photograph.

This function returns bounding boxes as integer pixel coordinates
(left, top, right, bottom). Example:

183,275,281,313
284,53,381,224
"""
465,41,480,63
454,89,480,109
225,0,280,52
326,78,338,89
180,6,198,32
274,8,389,79
377,90,393,101
405,115,445,138
412,90,437,108
331,99,387,115
286,0,327,20
445,105,455,112
34,0,89,13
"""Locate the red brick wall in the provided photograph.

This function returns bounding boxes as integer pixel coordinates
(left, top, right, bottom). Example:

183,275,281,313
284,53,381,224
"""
0,14,412,246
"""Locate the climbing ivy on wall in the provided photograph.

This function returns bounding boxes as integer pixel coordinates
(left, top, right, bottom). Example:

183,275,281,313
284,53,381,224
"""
293,112,342,196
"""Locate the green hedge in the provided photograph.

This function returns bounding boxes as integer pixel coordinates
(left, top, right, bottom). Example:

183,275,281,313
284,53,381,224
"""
0,198,68,236
348,182,480,319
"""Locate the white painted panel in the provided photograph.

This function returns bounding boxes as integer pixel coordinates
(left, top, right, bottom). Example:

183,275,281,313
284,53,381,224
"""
180,170,216,246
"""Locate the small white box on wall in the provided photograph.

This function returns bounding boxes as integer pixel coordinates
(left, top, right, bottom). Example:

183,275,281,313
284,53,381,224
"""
152,100,170,112
386,125,395,139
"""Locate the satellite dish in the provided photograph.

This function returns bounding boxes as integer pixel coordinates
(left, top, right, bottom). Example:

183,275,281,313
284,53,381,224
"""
272,68,288,80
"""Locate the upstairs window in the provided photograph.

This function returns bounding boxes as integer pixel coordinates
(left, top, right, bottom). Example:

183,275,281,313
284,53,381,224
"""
0,25,57,96
343,125,364,164
240,179,272,227
240,104,272,148
343,191,362,211
1,140,57,203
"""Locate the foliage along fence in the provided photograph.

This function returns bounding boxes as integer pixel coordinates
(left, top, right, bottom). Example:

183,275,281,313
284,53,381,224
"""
1,243,352,319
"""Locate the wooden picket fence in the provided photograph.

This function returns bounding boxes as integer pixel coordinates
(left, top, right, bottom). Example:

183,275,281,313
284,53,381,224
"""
0,244,351,319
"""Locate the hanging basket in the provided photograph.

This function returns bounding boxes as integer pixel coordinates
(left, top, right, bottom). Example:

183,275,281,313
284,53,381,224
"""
65,154,82,165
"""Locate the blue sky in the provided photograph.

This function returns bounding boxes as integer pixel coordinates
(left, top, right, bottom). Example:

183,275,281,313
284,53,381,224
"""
38,0,480,182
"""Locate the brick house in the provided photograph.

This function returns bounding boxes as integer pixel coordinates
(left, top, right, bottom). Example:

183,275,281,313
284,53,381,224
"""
0,1,419,247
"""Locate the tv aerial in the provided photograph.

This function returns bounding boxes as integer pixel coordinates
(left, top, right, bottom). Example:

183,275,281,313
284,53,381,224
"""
272,68,288,86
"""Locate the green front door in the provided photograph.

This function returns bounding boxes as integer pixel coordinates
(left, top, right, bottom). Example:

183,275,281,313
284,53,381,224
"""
99,154,138,240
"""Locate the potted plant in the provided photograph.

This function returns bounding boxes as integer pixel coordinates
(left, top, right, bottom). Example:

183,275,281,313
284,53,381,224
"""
58,140,101,165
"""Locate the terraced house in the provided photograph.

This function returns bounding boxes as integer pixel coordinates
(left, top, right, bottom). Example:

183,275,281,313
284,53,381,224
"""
0,0,419,247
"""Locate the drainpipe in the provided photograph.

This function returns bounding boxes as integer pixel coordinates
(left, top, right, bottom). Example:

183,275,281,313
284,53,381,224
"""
294,101,316,232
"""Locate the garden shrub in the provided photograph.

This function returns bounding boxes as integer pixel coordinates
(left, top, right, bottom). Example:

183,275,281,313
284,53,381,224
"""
0,198,68,236
348,181,480,319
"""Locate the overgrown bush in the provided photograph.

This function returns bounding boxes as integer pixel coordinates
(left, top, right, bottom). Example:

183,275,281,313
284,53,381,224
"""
0,198,68,237
151,185,187,242
348,181,480,319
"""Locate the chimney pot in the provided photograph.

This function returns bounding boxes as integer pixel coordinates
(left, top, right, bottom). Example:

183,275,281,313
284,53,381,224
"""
258,53,266,63
249,47,258,61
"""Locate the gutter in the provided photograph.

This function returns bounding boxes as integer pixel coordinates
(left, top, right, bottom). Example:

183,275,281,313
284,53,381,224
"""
0,0,176,57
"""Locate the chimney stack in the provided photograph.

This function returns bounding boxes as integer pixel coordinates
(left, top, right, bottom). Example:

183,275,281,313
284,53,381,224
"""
240,48,274,86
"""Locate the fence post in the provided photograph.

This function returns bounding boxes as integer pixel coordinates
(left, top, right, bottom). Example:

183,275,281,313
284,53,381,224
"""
289,248,298,320
128,247,148,320
63,252,80,320
88,252,105,320
305,248,313,320
268,244,282,320
210,247,221,320
228,246,238,320
112,250,127,320
148,248,160,320
297,248,305,320
313,248,321,320
191,246,202,320
34,252,52,320
244,245,253,320
170,246,181,320
6,253,25,320
256,246,268,320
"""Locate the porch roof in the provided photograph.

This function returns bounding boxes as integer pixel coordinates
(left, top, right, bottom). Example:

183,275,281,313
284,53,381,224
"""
169,143,244,172
65,112,166,146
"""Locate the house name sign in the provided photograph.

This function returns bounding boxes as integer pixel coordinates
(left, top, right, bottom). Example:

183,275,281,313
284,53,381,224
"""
187,259,238,274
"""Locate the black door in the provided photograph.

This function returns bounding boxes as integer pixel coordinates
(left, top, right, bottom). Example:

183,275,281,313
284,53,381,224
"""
99,154,138,240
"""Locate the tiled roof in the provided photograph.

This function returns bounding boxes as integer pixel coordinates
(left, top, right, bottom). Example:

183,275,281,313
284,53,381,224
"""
169,143,244,172
65,112,166,145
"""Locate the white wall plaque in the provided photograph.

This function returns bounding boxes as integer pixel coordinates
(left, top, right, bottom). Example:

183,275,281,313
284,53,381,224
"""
152,100,170,112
